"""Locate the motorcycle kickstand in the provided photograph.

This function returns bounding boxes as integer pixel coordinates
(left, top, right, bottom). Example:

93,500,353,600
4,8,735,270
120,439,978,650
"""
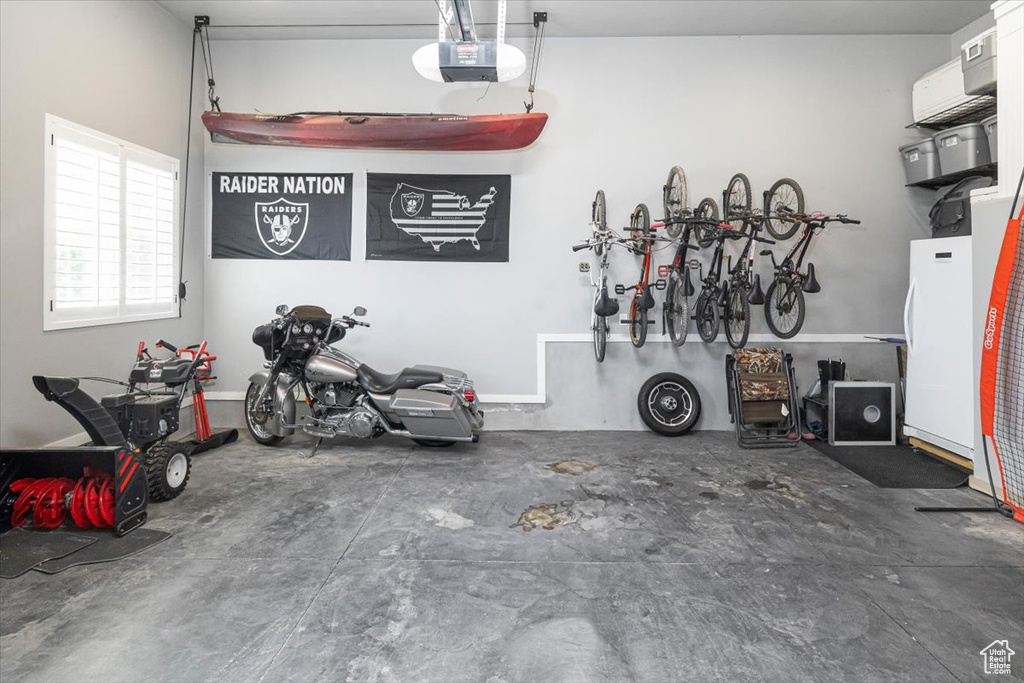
301,436,324,459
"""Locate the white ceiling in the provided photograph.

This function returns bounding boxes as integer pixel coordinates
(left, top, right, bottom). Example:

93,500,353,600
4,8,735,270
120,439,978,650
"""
155,1,991,40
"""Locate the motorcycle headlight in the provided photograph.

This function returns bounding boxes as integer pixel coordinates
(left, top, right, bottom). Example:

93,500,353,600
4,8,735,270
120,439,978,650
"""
303,323,313,334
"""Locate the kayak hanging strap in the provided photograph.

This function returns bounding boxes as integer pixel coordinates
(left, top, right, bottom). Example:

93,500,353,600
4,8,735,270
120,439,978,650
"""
525,12,547,113
197,18,221,112
176,19,201,317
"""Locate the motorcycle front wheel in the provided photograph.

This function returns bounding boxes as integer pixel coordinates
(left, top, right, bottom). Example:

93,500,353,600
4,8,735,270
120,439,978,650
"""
245,382,284,445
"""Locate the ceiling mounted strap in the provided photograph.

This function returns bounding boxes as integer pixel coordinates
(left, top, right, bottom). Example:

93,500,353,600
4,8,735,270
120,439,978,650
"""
524,11,547,113
196,16,220,112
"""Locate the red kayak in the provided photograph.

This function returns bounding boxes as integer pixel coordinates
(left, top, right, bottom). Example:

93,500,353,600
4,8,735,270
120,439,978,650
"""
202,110,548,152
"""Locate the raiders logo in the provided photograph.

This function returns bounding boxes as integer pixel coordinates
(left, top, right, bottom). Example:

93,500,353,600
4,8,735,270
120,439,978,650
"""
254,198,309,256
401,192,425,217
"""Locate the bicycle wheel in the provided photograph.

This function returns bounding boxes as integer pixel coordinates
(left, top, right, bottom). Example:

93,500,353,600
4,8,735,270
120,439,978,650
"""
662,166,688,239
725,173,752,230
724,283,751,349
694,197,720,249
763,178,804,241
592,189,607,256
665,272,690,346
629,295,648,348
637,373,702,436
593,314,607,362
694,289,720,343
764,277,806,339
629,202,651,247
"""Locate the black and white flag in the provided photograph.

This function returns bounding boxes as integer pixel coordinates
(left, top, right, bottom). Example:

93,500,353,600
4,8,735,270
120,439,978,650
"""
211,173,353,260
366,173,510,262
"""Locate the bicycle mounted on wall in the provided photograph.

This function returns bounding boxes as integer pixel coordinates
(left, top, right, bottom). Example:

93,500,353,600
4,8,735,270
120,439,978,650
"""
573,190,632,362
762,210,861,338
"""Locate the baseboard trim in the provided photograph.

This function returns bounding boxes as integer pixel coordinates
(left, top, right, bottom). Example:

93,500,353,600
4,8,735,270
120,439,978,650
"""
205,332,901,406
968,475,997,496
909,437,975,472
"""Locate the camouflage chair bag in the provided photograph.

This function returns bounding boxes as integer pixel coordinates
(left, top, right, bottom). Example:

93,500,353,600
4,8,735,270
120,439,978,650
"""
735,348,790,402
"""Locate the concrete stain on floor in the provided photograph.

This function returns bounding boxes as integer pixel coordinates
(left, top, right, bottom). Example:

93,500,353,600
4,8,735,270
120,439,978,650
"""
545,459,597,475
425,507,475,530
513,502,577,530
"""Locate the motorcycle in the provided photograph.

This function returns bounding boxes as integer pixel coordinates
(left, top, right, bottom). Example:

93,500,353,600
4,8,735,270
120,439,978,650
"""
245,304,483,454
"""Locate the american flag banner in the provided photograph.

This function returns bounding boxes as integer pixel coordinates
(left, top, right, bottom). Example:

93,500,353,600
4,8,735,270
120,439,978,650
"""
366,173,510,262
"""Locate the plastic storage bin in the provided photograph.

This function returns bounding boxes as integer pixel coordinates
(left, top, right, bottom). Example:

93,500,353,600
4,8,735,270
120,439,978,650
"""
899,138,941,184
981,114,997,163
933,124,991,174
913,58,972,123
961,28,997,96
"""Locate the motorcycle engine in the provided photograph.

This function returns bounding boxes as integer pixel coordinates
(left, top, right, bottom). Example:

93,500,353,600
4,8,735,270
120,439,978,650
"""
345,407,379,439
310,381,359,408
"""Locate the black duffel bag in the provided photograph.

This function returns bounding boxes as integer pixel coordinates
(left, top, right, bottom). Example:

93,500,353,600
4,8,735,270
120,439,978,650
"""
929,175,994,238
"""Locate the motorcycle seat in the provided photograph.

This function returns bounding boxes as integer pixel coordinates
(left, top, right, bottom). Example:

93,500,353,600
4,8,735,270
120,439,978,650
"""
357,364,444,394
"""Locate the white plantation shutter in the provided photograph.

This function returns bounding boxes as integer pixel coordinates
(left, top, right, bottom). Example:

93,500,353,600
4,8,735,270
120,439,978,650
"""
44,115,179,330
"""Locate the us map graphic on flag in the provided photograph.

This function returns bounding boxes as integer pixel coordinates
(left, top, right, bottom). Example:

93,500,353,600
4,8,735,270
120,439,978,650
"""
366,173,511,262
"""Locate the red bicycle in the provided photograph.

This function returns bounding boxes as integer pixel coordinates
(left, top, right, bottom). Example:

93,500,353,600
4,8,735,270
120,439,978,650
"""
615,204,666,348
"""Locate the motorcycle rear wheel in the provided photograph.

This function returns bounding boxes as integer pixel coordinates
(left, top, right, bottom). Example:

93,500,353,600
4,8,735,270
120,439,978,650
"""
637,373,702,436
245,382,284,445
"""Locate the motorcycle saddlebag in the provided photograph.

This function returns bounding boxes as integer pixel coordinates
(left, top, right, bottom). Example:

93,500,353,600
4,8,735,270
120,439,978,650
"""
929,176,993,238
389,389,475,440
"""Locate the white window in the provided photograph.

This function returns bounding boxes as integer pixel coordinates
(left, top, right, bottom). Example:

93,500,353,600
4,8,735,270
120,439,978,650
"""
43,115,179,330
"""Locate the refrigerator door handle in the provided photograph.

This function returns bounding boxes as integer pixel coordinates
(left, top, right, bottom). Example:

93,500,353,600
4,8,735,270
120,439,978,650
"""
903,278,916,356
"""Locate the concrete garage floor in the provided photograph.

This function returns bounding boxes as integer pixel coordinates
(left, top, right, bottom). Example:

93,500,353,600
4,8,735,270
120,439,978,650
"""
1,431,1022,682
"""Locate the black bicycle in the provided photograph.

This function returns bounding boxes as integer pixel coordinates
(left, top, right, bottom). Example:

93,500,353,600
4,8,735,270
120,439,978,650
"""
762,177,806,240
724,173,752,229
721,211,776,349
693,220,775,346
662,165,689,239
656,198,719,346
762,211,860,338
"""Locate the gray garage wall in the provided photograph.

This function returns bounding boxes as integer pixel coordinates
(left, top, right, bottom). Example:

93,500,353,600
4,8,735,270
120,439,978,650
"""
0,1,205,446
201,34,947,430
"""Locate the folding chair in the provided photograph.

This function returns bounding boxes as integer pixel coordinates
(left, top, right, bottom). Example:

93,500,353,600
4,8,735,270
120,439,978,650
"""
726,347,801,448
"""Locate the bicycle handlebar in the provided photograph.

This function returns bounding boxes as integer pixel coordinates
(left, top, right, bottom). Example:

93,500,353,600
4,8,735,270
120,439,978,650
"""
776,210,861,226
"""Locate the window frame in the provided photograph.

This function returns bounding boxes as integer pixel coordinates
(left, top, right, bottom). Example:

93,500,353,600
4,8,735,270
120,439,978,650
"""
43,114,181,331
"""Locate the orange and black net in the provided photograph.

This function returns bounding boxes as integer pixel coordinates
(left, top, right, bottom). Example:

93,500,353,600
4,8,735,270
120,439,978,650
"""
980,192,1024,523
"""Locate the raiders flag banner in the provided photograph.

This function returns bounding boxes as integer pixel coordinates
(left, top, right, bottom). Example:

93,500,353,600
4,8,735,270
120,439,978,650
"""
211,173,353,260
366,173,511,262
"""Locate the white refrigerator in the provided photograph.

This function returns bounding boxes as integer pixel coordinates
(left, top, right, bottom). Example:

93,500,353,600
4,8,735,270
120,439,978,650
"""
903,236,975,459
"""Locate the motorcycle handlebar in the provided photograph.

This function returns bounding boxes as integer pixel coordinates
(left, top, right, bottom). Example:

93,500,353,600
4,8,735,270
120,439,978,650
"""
572,243,590,252
155,339,178,353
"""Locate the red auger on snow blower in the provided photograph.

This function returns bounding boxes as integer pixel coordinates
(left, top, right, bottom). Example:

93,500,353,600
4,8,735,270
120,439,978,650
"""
0,339,237,536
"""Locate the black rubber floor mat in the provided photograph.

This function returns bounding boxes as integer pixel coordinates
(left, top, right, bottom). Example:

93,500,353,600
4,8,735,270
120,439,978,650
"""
0,528,97,579
33,528,172,574
807,439,969,489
